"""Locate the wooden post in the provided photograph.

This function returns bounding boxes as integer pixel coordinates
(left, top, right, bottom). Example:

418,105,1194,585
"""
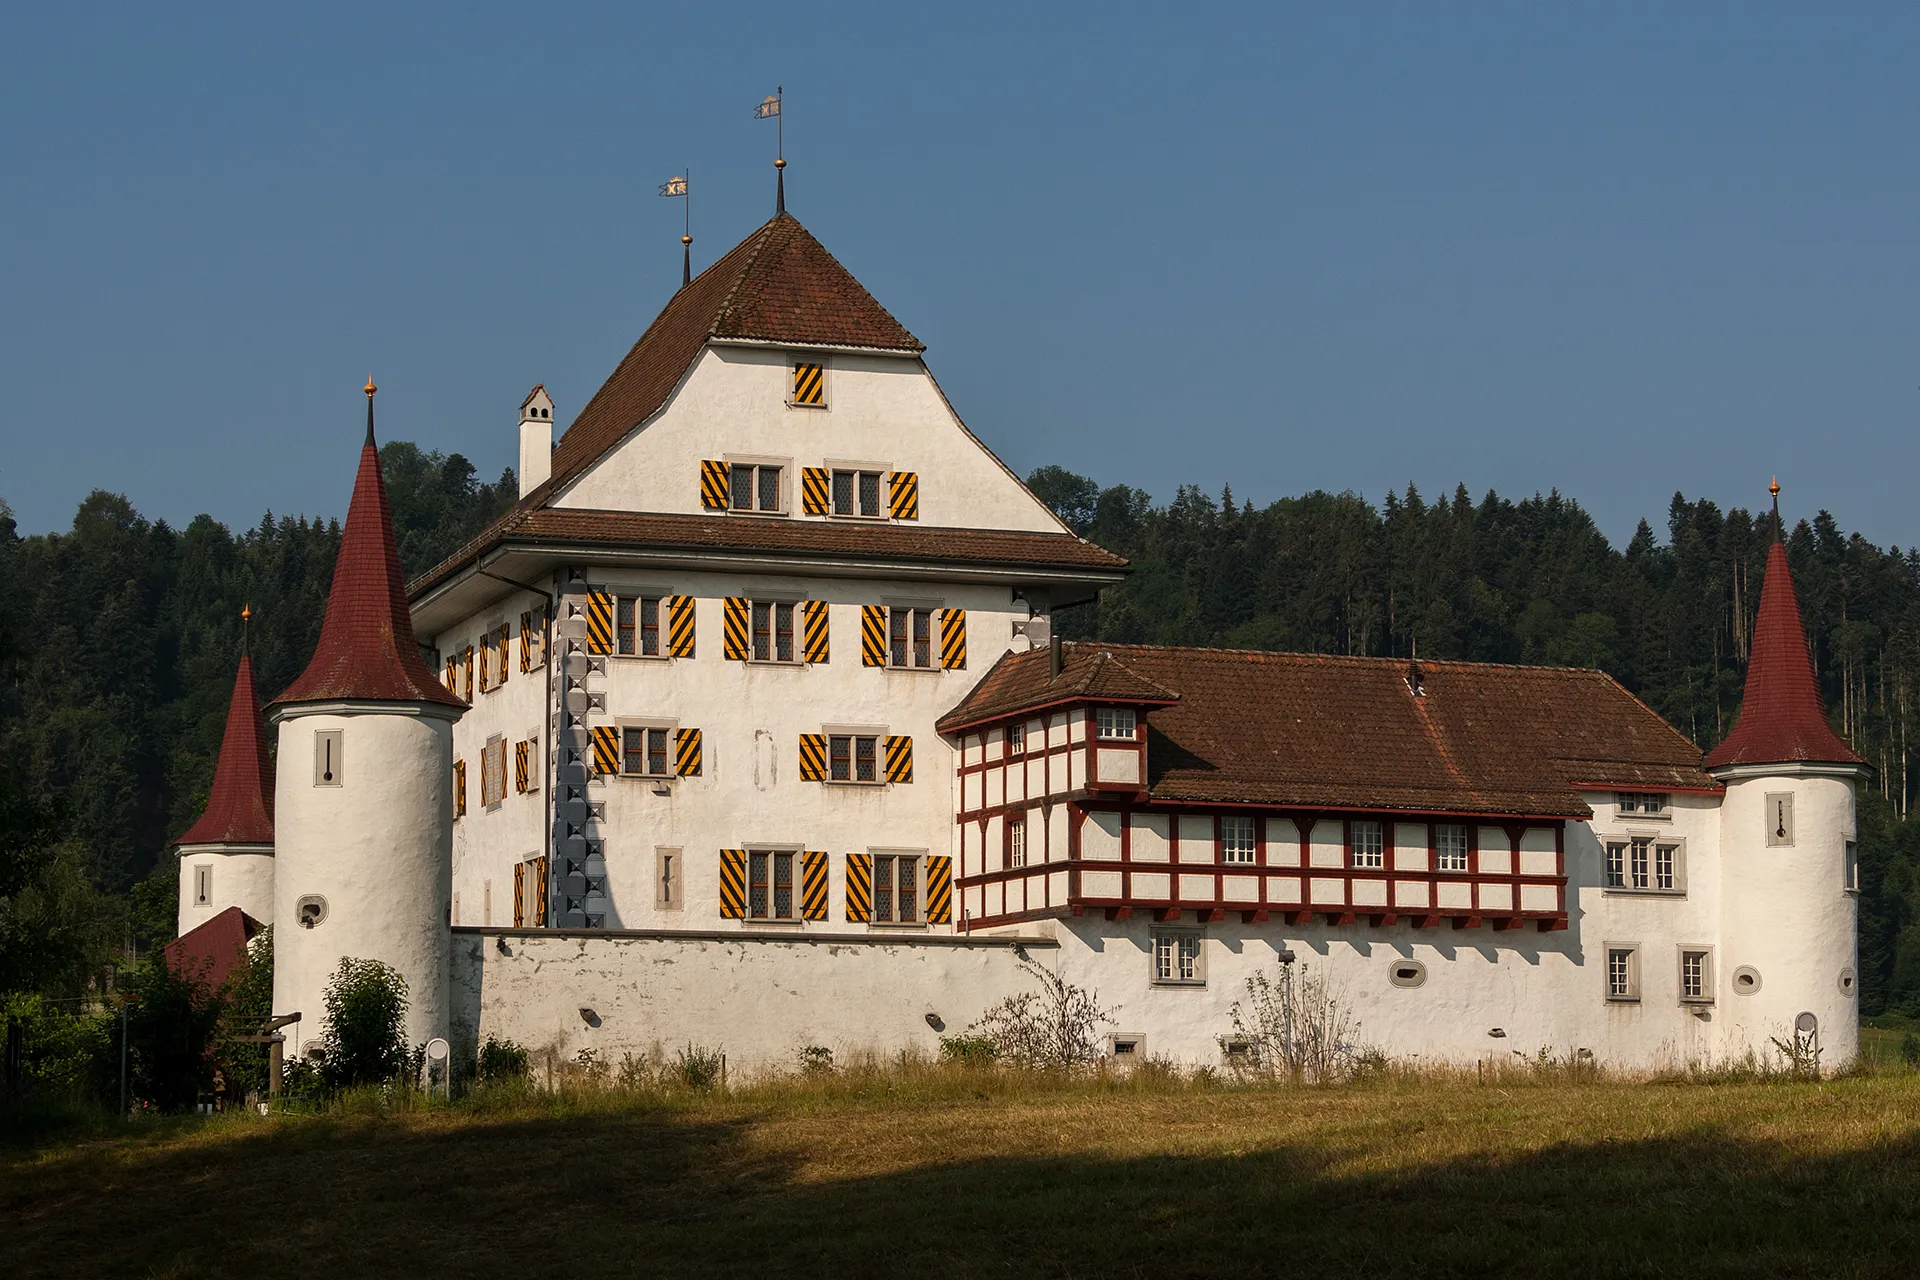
268,1036,284,1099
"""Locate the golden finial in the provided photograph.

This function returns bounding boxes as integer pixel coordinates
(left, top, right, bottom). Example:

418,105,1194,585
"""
364,375,377,398
1769,476,1780,498
775,156,786,169
682,234,692,246
241,604,251,623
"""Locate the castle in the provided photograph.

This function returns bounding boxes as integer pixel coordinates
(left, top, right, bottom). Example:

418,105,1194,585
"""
173,210,1867,1074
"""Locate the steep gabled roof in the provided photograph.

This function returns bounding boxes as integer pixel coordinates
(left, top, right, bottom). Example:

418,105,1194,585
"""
544,213,922,502
177,655,274,847
275,407,465,709
941,642,1713,818
1704,531,1863,771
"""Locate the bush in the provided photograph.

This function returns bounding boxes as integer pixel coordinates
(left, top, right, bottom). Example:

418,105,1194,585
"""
799,1045,835,1075
1226,958,1363,1083
963,955,1112,1070
213,926,273,1100
318,958,409,1090
477,1034,530,1084
938,1035,998,1067
674,1044,724,1091
1,992,114,1102
124,952,223,1110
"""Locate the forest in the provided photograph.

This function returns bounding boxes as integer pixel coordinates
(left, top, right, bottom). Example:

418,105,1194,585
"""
1,455,1916,1017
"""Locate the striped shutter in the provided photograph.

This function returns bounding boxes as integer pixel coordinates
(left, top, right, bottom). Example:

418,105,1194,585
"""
479,637,491,692
514,740,529,793
802,599,830,664
495,625,510,686
585,591,614,655
675,728,702,777
453,759,467,817
592,726,620,776
926,855,953,924
519,611,532,672
888,471,919,520
700,459,730,509
800,467,830,515
719,849,748,919
667,595,696,657
939,608,967,669
798,733,827,782
861,605,886,667
462,647,474,700
723,597,749,660
885,735,913,784
513,861,526,927
534,855,550,926
792,361,825,406
845,853,872,923
802,851,829,921
444,656,458,692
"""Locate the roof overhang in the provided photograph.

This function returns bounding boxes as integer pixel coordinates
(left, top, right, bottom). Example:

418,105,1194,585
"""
707,336,925,357
1705,760,1873,783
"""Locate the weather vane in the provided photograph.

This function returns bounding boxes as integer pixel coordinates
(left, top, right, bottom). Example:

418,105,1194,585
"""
659,169,691,287
755,86,785,216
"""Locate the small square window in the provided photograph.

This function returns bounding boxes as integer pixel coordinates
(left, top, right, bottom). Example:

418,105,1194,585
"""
617,596,664,657
1606,945,1640,1002
1096,707,1136,740
887,606,935,669
1679,948,1714,1004
831,469,884,518
751,601,797,663
749,850,797,920
1221,816,1256,865
728,463,785,513
621,726,673,778
1350,820,1384,870
829,734,883,784
791,360,827,407
1152,930,1204,985
1109,1034,1145,1058
1435,823,1469,873
871,853,921,923
1617,792,1670,816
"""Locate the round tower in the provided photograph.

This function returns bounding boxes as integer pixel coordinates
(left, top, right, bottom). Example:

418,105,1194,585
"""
175,625,275,934
1708,484,1867,1070
267,381,467,1060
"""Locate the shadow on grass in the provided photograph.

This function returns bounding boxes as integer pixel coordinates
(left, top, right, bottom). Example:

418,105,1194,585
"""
3,1097,1916,1279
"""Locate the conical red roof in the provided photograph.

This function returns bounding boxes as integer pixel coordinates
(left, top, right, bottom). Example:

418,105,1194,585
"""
275,412,466,709
1704,530,1862,770
177,655,275,846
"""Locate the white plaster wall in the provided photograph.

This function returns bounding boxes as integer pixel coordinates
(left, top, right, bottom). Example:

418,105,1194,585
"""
272,708,457,1058
176,848,273,936
555,347,1066,533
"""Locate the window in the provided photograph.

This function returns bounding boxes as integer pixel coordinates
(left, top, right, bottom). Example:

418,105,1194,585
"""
752,601,797,663
748,850,797,921
1109,1034,1144,1058
1617,792,1670,816
314,729,343,787
617,596,664,657
832,469,884,518
492,624,510,688
1350,820,1385,870
889,606,933,669
1604,837,1682,892
830,734,881,784
729,462,784,513
791,360,826,407
1845,840,1859,893
622,726,671,778
656,848,682,911
1096,707,1136,740
1152,930,1204,985
1009,817,1027,869
1435,823,1469,873
871,853,921,923
515,857,545,927
193,865,212,907
1679,948,1714,1005
1389,959,1428,989
1606,945,1640,1002
1765,792,1795,847
1007,722,1026,756
1221,816,1256,865
482,737,507,808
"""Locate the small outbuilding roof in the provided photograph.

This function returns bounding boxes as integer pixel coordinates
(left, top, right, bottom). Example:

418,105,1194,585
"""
162,907,264,994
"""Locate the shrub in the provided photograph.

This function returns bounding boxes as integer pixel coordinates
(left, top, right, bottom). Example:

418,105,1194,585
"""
1225,958,1362,1083
477,1034,530,1083
318,958,409,1090
674,1044,724,1091
799,1045,835,1075
1,992,114,1102
124,951,223,1110
964,954,1112,1070
938,1035,998,1067
213,926,273,1100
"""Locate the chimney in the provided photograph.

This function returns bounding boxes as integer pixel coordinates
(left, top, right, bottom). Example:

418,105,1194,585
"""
1050,633,1063,679
518,385,554,499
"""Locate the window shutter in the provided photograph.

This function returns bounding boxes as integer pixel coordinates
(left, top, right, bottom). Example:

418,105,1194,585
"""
444,656,458,692
793,361,825,405
861,605,886,667
885,735,913,784
514,740,530,794
479,638,491,692
524,735,539,792
675,728,703,777
519,612,532,672
926,855,953,924
719,849,748,919
700,459,730,510
798,733,827,782
888,471,919,520
667,595,696,657
723,597,749,660
496,625,510,686
534,855,549,926
801,467,830,515
845,853,872,923
585,591,614,655
802,851,829,921
462,647,474,700
513,861,526,927
939,608,967,669
592,726,620,776
802,599,830,663
453,759,467,817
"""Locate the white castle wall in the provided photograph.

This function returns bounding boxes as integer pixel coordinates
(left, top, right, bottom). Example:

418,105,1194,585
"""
176,847,274,936
271,706,458,1058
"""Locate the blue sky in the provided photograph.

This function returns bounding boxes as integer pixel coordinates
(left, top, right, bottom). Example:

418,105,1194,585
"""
4,2,1917,547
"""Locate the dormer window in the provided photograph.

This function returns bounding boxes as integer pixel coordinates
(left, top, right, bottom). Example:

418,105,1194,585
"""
1096,707,1136,740
1616,792,1669,816
791,359,827,408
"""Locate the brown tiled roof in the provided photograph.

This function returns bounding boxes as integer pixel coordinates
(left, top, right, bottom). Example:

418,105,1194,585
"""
410,508,1127,598
938,646,1180,733
162,907,264,995
942,642,1713,819
177,655,274,847
543,214,921,503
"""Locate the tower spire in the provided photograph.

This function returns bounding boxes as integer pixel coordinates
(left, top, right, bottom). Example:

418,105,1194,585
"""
756,87,785,217
364,375,377,446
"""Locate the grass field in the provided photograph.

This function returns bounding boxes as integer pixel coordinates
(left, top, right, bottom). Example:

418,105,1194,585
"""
5,1066,1919,1279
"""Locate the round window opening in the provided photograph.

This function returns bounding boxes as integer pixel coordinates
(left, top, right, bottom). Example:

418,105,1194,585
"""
296,894,329,930
1389,959,1428,989
1732,966,1762,995
1839,967,1857,997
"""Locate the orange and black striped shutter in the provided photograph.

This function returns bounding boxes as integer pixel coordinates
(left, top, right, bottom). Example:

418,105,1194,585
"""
453,759,467,817
519,611,532,672
801,851,828,921
585,591,614,655
939,608,966,669
798,733,827,781
792,361,825,406
513,860,526,926
592,726,620,776
861,605,886,667
534,855,550,926
719,849,748,919
479,638,490,692
675,728,702,776
667,595,696,657
888,471,919,520
845,853,872,923
462,647,474,700
800,467,830,515
444,655,458,692
885,735,913,784
802,599,829,663
926,855,953,924
495,625,510,686
514,739,529,793
700,459,730,509
723,597,749,660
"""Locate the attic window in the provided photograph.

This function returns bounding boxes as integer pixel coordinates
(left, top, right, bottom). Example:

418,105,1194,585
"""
1096,708,1136,740
791,360,827,408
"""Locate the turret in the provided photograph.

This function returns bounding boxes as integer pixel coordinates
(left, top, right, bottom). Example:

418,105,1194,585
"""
518,385,553,499
175,628,275,933
1706,484,1867,1069
268,380,467,1060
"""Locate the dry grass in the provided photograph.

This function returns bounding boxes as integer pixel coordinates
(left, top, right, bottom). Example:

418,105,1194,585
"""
4,1064,1919,1278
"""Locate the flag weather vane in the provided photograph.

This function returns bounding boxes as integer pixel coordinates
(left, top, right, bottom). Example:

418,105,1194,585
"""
756,86,785,216
659,169,692,287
